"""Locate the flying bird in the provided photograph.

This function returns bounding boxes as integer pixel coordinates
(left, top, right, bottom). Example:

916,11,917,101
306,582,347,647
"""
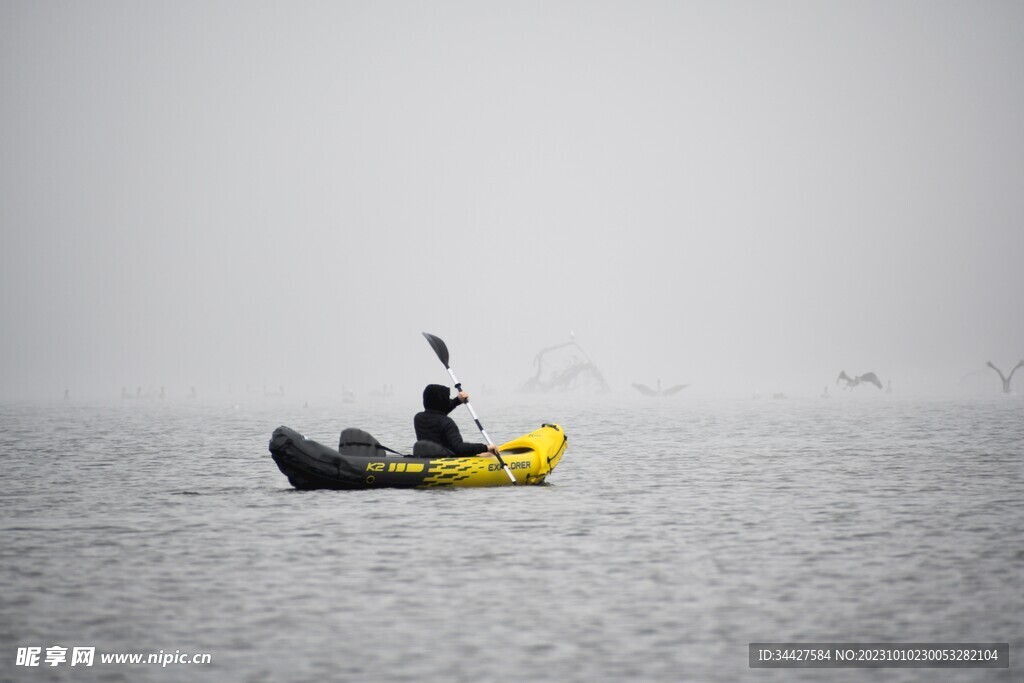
632,380,689,397
836,371,883,390
986,360,1024,394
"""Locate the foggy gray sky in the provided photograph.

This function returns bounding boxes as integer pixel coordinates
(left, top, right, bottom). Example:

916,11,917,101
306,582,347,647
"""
2,1,1022,400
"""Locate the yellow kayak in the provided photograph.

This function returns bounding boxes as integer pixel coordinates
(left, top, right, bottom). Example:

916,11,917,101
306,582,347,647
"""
270,423,567,490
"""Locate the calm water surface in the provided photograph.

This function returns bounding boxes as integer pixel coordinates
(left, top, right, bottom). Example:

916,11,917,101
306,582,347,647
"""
1,395,1021,682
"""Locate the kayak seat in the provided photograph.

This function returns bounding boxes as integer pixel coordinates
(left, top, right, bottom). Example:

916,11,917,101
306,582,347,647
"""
412,440,454,458
338,427,390,458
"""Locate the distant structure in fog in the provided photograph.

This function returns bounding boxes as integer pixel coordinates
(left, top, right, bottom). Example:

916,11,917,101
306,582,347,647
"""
121,386,164,400
520,334,609,393
632,380,688,397
837,371,883,390
986,360,1024,394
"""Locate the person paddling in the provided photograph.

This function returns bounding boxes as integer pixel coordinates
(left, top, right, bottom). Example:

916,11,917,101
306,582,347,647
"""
414,384,500,457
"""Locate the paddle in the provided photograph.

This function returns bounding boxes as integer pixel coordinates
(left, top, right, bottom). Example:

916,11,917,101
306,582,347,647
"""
422,332,517,484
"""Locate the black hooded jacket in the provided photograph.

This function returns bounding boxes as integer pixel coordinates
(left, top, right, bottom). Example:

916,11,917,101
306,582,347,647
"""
414,384,489,456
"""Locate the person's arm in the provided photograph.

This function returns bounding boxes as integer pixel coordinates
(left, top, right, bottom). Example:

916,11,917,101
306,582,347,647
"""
445,396,462,415
440,419,490,456
445,391,471,415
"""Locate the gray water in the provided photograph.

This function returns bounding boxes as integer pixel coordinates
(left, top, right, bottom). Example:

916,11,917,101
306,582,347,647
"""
2,395,1021,682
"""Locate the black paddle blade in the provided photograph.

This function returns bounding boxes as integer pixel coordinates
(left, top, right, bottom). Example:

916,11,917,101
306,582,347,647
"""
422,332,450,368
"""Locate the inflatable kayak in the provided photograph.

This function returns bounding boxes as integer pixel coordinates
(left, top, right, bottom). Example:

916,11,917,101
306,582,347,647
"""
269,423,567,490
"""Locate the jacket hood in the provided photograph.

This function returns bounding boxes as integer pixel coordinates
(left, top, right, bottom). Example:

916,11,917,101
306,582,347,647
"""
423,384,450,411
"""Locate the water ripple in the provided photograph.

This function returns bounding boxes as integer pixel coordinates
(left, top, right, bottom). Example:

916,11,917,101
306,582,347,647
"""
1,396,1021,682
